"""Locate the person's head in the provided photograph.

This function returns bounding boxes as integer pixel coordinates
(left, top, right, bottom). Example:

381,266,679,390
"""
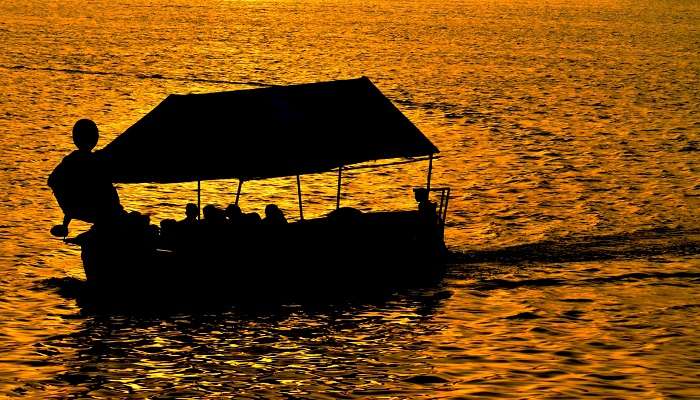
265,204,280,218
414,188,429,203
225,204,242,220
127,211,149,227
72,119,99,151
185,203,199,219
203,204,219,221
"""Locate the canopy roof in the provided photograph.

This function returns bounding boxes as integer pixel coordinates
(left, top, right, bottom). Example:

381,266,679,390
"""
99,77,438,183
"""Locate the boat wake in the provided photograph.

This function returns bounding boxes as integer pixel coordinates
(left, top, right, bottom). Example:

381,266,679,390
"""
470,271,700,292
450,227,700,264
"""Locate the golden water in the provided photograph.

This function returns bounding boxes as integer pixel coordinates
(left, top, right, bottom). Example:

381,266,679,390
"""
1,0,699,397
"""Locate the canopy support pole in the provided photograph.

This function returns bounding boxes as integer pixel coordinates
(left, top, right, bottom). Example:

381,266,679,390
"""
426,154,433,196
296,175,304,221
197,180,201,220
336,166,343,210
235,179,243,206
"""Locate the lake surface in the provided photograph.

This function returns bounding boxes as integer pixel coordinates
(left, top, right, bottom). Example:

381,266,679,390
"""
1,0,699,397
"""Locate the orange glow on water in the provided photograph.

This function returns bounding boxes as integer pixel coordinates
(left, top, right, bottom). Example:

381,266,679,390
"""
0,0,699,397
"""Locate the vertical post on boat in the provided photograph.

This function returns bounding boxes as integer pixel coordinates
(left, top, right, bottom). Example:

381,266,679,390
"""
336,165,343,210
235,179,243,206
197,179,201,220
296,175,304,221
426,154,433,197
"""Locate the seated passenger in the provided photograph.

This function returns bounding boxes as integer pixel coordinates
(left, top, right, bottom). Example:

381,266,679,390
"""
171,203,199,247
123,211,159,250
178,203,199,225
327,207,362,224
242,212,262,225
160,218,177,232
202,204,226,225
159,218,177,247
225,204,243,224
263,204,287,225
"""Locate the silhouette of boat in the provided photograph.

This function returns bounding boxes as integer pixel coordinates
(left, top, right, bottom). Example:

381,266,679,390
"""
68,77,450,305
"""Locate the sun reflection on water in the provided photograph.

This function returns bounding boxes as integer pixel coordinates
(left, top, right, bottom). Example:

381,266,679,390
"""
0,0,699,397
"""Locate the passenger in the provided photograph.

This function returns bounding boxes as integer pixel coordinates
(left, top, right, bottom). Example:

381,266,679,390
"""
225,204,243,224
263,204,287,225
144,217,160,245
202,204,226,225
170,203,199,247
178,203,199,225
328,207,362,224
159,218,177,248
413,188,443,257
127,210,148,225
160,218,177,232
121,211,158,250
126,211,155,233
242,212,262,225
48,119,123,236
414,188,437,221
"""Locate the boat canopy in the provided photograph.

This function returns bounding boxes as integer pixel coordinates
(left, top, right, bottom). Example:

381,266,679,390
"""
99,77,439,184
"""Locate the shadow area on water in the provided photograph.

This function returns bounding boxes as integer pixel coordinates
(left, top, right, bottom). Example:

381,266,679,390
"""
40,269,451,316
451,227,700,265
20,285,453,398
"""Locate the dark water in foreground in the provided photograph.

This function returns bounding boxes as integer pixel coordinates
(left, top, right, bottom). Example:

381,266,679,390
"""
1,0,699,397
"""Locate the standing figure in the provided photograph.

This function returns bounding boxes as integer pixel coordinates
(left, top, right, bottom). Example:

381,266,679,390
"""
48,119,122,236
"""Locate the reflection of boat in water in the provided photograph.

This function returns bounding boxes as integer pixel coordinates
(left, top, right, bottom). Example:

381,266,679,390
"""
64,77,451,304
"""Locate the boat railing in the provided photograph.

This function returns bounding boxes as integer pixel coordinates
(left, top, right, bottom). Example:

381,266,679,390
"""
429,187,450,231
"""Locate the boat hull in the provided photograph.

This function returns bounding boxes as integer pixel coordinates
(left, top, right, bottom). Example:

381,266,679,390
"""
77,211,448,307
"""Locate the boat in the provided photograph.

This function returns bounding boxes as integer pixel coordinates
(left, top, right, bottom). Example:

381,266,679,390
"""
59,77,451,306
